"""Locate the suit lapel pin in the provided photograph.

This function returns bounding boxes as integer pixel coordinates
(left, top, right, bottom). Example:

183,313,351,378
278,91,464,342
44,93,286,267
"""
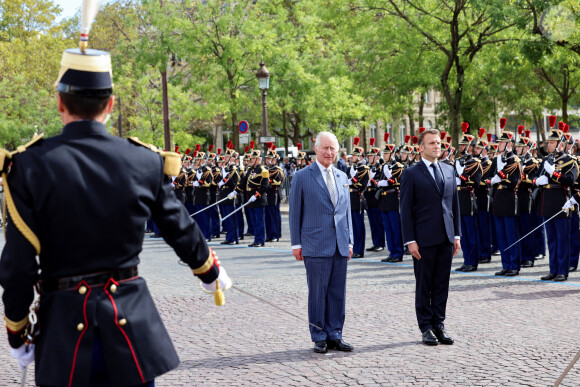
343,184,348,188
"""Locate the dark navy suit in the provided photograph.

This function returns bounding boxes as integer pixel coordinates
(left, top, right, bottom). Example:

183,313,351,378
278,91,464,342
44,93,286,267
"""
400,159,461,333
289,161,353,342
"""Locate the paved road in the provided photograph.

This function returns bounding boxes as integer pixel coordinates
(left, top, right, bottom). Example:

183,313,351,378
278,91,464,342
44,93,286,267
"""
2,215,580,386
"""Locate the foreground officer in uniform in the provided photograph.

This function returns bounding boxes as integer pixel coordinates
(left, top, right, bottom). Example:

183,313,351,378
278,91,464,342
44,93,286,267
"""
0,44,231,386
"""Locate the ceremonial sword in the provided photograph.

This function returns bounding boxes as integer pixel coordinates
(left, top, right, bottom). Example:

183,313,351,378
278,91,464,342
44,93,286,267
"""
503,209,566,252
220,200,253,223
190,195,232,217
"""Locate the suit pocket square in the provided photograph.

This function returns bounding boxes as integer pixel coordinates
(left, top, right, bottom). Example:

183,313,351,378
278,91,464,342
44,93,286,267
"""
343,184,349,188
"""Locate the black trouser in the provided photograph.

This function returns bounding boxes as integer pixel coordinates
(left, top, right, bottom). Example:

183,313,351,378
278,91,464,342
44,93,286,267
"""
412,241,453,333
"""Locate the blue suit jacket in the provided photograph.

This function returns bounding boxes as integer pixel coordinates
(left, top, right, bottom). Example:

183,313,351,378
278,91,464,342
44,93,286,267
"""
336,158,348,174
289,163,353,257
399,160,461,247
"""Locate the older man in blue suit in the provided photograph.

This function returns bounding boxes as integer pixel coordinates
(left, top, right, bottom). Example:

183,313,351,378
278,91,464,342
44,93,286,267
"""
290,131,354,354
400,128,461,346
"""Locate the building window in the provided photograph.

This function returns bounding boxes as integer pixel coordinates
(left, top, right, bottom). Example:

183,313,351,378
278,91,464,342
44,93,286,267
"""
424,92,431,104
426,120,432,129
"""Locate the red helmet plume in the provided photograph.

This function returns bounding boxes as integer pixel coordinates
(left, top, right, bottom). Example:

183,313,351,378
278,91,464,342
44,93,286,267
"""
369,138,376,146
193,151,198,157
353,137,360,146
195,144,201,152
419,127,426,134
461,122,469,133
446,136,452,143
478,128,485,138
404,135,411,144
559,121,565,130
208,144,214,152
185,148,191,155
412,136,418,145
174,145,179,153
499,118,507,129
517,125,524,135
549,115,557,128
266,142,273,149
384,132,390,142
227,140,232,148
217,148,222,155
297,143,302,150
486,133,492,142
250,141,255,149
524,130,531,138
563,124,570,133
244,145,250,153
440,131,447,140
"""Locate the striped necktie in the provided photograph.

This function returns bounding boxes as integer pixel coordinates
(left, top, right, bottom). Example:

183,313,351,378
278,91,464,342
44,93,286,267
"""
325,168,336,207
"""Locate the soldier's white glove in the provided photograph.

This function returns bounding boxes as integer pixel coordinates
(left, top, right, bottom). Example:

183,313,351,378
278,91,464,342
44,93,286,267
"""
11,344,34,370
349,166,356,178
490,175,502,185
377,180,389,187
248,195,258,203
200,267,232,293
193,181,200,187
347,179,353,185
456,177,462,186
383,167,392,179
535,175,549,186
544,160,555,175
369,170,376,181
455,160,465,176
218,180,225,188
496,156,506,172
227,191,236,200
563,197,578,211
196,169,203,179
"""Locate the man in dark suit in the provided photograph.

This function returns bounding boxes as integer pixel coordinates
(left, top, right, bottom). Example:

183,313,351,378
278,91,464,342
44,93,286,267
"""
290,131,354,354
337,151,348,174
399,129,461,346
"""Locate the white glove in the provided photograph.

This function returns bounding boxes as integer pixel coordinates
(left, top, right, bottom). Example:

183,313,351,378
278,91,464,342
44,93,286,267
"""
248,195,258,203
11,344,34,370
369,170,376,180
347,179,353,185
563,197,578,210
535,175,549,186
193,181,200,187
490,175,502,185
227,191,236,200
383,166,392,179
455,160,465,176
544,160,555,175
200,267,232,293
456,177,462,186
196,169,203,179
377,180,389,187
349,166,356,178
218,180,225,188
496,156,506,172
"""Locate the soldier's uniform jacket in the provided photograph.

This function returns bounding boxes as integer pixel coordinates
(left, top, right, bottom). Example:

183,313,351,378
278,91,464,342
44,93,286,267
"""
209,164,222,205
220,164,240,206
537,152,579,218
517,154,540,214
193,164,213,206
378,160,404,213
185,167,195,203
267,164,285,206
246,163,270,208
571,155,580,214
348,163,370,212
0,121,219,386
474,155,493,212
172,168,188,203
364,163,381,209
491,152,522,217
455,154,482,216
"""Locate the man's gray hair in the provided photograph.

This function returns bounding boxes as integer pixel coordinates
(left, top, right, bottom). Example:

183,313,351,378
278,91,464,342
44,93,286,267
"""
314,131,339,150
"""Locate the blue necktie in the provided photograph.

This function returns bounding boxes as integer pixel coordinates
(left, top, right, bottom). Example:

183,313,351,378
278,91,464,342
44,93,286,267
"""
431,163,443,193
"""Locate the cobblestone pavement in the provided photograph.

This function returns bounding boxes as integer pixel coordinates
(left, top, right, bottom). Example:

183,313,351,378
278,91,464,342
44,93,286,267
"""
2,213,580,386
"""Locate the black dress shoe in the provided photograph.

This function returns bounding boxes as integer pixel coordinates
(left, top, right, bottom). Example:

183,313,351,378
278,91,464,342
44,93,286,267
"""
463,265,478,272
366,246,379,252
248,243,264,247
535,254,545,260
212,234,220,239
422,329,438,346
313,341,327,353
373,247,384,252
220,240,238,245
145,229,154,233
521,260,534,268
239,236,244,240
244,232,254,236
478,257,491,264
492,249,501,256
570,266,578,272
433,328,454,345
265,238,279,242
541,273,557,281
151,233,162,238
381,257,392,262
389,257,403,262
326,339,353,351
554,274,568,282
352,253,364,258
495,269,508,276
403,247,411,255
505,269,519,276
455,265,466,272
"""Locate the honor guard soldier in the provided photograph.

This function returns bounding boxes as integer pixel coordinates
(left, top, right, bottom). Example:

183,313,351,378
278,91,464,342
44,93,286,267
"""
0,25,231,386
173,148,189,205
410,134,421,166
563,124,580,271
535,119,578,281
486,136,500,255
377,133,405,262
454,124,483,272
208,146,222,239
219,144,240,245
438,131,452,165
245,148,270,247
527,140,546,260
296,143,306,171
365,138,386,253
473,132,493,264
489,121,522,276
399,135,412,166
515,127,538,268
240,143,255,237
185,145,201,216
349,137,370,258
265,144,284,242
192,150,213,241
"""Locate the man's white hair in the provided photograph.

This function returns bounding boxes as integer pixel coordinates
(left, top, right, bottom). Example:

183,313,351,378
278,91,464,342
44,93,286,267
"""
314,131,339,150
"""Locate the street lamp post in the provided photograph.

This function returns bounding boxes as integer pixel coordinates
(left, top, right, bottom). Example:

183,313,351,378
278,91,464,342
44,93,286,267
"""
256,60,270,151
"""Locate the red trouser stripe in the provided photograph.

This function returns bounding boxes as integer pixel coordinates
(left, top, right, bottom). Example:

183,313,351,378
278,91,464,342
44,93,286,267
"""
104,278,145,383
68,281,91,387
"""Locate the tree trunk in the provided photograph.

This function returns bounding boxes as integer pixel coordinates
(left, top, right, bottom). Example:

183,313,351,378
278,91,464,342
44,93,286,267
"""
407,109,415,138
161,70,171,151
283,110,288,153
231,111,239,151
418,93,425,128
532,113,545,142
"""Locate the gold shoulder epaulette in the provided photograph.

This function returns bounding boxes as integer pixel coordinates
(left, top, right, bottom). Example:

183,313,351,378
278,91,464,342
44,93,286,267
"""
128,137,181,176
261,166,269,178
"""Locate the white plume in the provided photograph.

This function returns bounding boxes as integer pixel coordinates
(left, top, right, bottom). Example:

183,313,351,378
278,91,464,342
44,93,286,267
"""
81,0,100,35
